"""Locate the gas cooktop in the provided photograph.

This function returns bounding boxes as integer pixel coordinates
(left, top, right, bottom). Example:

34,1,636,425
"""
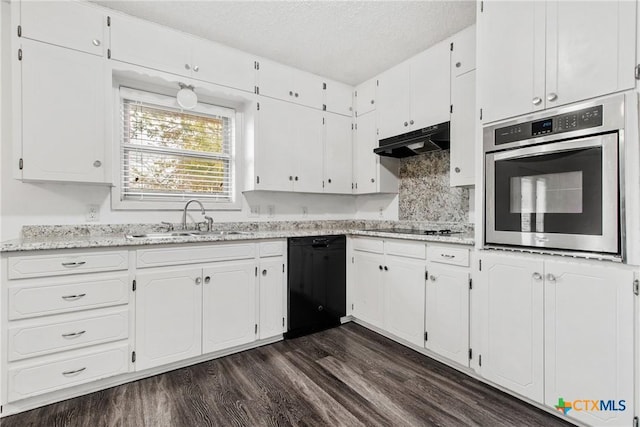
364,228,463,236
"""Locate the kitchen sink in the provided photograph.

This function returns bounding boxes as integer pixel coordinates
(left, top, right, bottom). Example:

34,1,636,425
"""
125,230,249,239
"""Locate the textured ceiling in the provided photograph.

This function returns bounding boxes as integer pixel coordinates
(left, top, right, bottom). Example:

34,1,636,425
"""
92,1,476,85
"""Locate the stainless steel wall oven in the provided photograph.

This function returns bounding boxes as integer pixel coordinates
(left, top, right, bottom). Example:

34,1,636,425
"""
483,94,626,259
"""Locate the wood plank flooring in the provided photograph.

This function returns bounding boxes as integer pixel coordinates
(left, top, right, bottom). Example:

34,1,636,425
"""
1,323,574,427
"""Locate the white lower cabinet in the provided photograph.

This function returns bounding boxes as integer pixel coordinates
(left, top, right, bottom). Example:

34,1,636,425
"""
258,257,286,339
352,250,385,328
425,263,469,367
202,261,257,354
135,267,203,371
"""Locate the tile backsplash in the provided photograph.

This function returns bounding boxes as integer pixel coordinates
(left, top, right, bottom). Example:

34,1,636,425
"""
398,151,470,223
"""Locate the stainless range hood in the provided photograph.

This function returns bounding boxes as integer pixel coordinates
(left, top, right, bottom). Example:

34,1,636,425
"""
373,121,450,158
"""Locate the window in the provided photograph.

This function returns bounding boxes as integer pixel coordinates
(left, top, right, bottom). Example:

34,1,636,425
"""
116,87,238,209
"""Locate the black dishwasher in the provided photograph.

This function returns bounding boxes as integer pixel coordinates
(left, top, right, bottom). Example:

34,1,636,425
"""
286,235,346,338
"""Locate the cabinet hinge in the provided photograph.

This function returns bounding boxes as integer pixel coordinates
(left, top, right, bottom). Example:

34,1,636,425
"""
355,182,358,189
633,416,638,427
282,264,285,273
254,86,259,95
255,324,258,334
479,354,482,366
351,183,354,190
355,123,358,130
254,61,260,70
424,332,428,341
425,271,428,281
107,49,111,59
450,104,453,114
107,16,111,27
322,104,327,111
322,117,325,125
282,317,285,327
469,277,473,290
322,181,325,188
635,65,640,80
479,259,482,271
256,176,260,184
634,279,639,295
352,256,354,264
376,129,379,135
18,158,23,170
351,303,354,310
131,351,136,363
322,82,327,90
376,79,379,87
257,102,260,111
351,123,354,130
17,25,22,37
468,348,473,360
450,42,454,51
132,279,136,292
354,90,358,97
480,1,484,12
18,49,22,61
255,266,258,277
479,108,483,120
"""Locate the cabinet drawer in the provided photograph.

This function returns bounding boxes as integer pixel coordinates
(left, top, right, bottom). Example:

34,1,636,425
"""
8,251,128,279
259,240,285,257
8,342,129,402
385,240,426,260
137,243,256,268
8,273,129,320
427,245,469,267
8,307,128,361
351,238,384,254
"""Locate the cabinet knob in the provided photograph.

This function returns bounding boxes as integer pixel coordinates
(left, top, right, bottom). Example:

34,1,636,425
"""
384,266,388,271
429,275,437,281
532,97,542,106
455,61,461,68
546,273,557,282
317,305,323,311
289,91,293,96
404,121,408,127
93,160,102,168
532,272,542,281
547,92,558,102
204,276,210,284
328,178,332,183
370,178,375,183
92,39,101,47
195,277,202,285
371,100,375,104
289,176,293,181
262,269,267,276
193,65,199,72
379,265,383,270
454,167,461,173
295,176,299,181
409,120,414,125
294,93,299,98
185,64,191,70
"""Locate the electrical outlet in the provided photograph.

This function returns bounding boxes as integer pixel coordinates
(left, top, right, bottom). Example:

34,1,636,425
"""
267,205,275,218
302,206,308,217
86,205,100,222
249,205,260,218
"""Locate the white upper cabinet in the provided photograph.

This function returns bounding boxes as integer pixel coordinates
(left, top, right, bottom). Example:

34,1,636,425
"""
110,14,255,92
18,39,107,183
19,0,106,56
257,59,324,109
323,79,353,116
479,1,636,124
324,113,353,194
377,40,450,139
355,77,376,117
451,25,476,77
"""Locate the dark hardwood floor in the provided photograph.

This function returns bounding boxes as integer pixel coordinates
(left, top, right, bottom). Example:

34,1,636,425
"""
1,323,574,427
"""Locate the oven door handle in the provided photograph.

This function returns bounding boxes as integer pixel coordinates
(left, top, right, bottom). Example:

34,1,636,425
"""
491,135,608,162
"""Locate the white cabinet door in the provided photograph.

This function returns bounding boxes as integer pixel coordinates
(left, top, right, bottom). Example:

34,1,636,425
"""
135,267,202,371
110,14,190,77
451,25,476,77
377,62,411,139
477,1,546,123
20,0,105,56
383,255,426,347
324,79,353,116
191,38,256,92
352,251,385,328
353,111,378,194
425,263,469,366
202,261,256,353
258,59,323,109
544,260,634,427
20,39,107,183
545,1,636,109
254,97,295,191
449,70,476,187
293,70,325,110
259,257,286,339
355,78,377,117
479,253,544,403
293,107,324,193
410,41,450,130
324,113,353,194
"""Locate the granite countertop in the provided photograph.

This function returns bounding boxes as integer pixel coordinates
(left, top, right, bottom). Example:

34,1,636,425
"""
0,221,475,252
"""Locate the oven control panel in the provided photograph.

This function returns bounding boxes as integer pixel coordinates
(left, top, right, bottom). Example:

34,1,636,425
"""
495,105,603,145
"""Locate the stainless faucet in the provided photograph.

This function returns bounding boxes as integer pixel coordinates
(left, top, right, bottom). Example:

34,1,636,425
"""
181,199,206,230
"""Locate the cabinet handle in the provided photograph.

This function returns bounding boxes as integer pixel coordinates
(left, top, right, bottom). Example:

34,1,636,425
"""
327,178,332,184
289,176,293,181
404,121,408,127
294,92,299,97
61,261,86,268
384,266,388,271
379,265,383,270
532,97,542,106
262,269,267,276
546,273,557,282
295,176,299,181
185,64,191,70
454,167,461,173
62,293,86,301
62,367,86,376
370,99,375,104
440,254,455,259
92,39,101,46
93,160,102,168
204,276,210,284
532,272,542,281
62,330,86,338
455,61,461,68
193,65,199,72
409,120,414,125
195,277,202,285
547,92,558,102
370,178,375,183
289,91,293,96
429,275,437,281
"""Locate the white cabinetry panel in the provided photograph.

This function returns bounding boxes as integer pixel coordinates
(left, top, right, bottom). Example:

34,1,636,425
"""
324,113,353,194
259,257,286,339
